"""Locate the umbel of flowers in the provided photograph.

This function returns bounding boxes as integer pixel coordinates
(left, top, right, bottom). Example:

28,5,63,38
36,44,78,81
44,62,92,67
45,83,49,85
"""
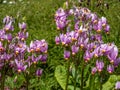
55,6,120,90
0,16,48,89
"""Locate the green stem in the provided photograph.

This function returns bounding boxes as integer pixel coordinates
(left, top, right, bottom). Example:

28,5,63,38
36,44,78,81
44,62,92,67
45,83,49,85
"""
90,75,95,90
65,60,70,90
1,65,5,90
99,73,102,90
74,57,77,90
23,73,29,90
80,61,84,90
100,76,102,90
91,0,94,10
26,78,29,90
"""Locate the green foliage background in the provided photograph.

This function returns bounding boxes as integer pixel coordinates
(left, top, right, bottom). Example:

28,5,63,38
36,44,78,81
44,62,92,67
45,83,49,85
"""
0,0,120,89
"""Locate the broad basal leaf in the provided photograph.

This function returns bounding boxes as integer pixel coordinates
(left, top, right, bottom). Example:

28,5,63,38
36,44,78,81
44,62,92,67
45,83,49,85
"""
55,65,67,90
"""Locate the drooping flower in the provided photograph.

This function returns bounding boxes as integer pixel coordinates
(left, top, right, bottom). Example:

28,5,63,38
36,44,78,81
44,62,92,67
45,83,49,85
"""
28,41,36,52
69,31,79,41
36,69,42,77
0,41,4,52
17,31,28,41
107,65,114,73
3,16,12,24
77,25,88,34
96,60,104,72
4,21,14,31
114,57,120,67
115,81,120,89
71,45,79,56
5,33,12,42
107,45,118,63
74,21,79,30
64,50,70,60
99,43,113,55
0,30,5,41
104,25,110,34
14,42,27,55
91,67,97,75
78,37,89,49
31,55,39,64
60,34,72,46
101,17,107,27
19,22,26,30
84,50,93,62
39,40,48,53
90,13,98,23
55,36,60,45
96,20,102,33
15,59,27,73
93,46,103,58
55,8,68,30
40,54,47,63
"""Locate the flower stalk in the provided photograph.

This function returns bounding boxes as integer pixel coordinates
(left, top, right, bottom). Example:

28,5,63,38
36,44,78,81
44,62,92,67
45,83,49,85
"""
80,60,84,90
65,59,70,90
74,57,77,90
1,65,5,90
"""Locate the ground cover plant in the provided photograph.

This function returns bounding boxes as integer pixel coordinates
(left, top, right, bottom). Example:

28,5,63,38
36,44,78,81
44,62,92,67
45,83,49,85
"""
0,0,120,90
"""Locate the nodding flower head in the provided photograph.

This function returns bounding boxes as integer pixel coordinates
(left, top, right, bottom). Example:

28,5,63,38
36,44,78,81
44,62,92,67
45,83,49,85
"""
114,57,120,67
55,8,68,30
31,55,39,64
14,42,27,55
91,67,97,75
84,50,93,62
96,60,104,72
105,25,110,34
107,65,114,74
77,25,88,34
17,31,28,41
93,47,103,58
3,16,12,24
101,17,107,27
0,30,5,41
28,40,48,53
0,42,4,52
5,33,12,42
60,34,72,46
36,69,42,77
15,59,27,73
28,41,35,53
115,81,120,90
55,36,60,45
96,20,102,33
69,31,79,41
40,55,47,63
71,45,79,56
4,21,14,31
78,37,89,49
107,45,118,63
19,22,26,30
64,50,70,60
90,13,98,23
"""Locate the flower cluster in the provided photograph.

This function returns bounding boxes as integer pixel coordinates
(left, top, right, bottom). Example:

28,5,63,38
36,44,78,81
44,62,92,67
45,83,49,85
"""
55,7,120,75
55,8,69,30
0,16,48,77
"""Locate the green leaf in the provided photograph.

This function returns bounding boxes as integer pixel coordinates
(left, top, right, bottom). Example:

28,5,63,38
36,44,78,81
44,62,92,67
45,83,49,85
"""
6,74,25,89
6,76,14,89
55,65,67,90
102,75,120,90
85,74,100,90
68,85,79,90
